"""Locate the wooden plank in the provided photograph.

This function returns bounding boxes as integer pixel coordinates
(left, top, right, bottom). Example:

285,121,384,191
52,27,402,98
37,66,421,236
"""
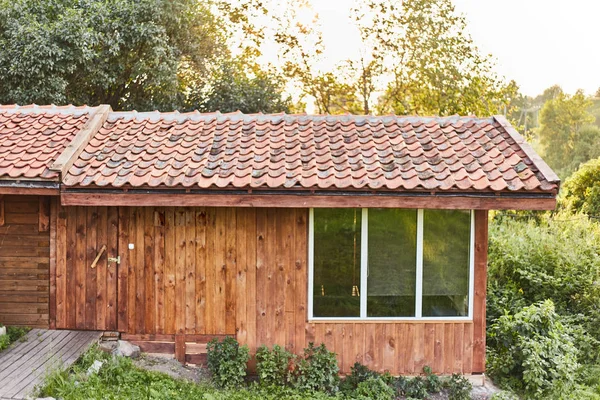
64,206,77,329
106,206,118,330
117,207,130,332
433,323,444,374
175,334,186,363
444,323,455,374
225,208,236,335
0,186,59,196
395,324,406,375
405,324,415,374
294,209,308,355
63,192,558,211
353,323,365,367
363,324,375,370
127,207,138,333
245,209,257,357
48,198,57,329
155,209,166,334
75,207,87,329
382,324,395,373
38,197,50,232
255,209,267,346
265,208,277,346
235,209,248,346
96,207,108,331
164,207,176,334
374,324,385,372
473,210,488,374
185,208,196,334
454,323,465,374
463,323,473,374
0,195,4,226
175,209,186,334
204,208,215,335
195,208,207,335
50,104,111,174
213,208,226,335
135,207,145,334
85,207,98,329
144,207,155,333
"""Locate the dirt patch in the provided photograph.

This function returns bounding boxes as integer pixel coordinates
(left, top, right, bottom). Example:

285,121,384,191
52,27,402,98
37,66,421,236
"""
132,354,210,384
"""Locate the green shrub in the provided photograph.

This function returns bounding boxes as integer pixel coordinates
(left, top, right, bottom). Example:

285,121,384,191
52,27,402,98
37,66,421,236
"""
354,377,394,400
487,300,579,398
255,344,295,387
339,362,380,393
0,334,9,351
423,365,442,393
207,336,250,388
490,391,520,400
7,326,30,343
394,376,429,399
293,342,339,393
446,374,472,400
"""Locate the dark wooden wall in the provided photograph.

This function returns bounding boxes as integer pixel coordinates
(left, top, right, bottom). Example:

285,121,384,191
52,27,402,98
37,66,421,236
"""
54,206,488,375
0,195,50,327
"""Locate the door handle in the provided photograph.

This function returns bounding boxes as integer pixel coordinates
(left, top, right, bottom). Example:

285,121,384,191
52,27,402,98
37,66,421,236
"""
108,256,121,264
90,245,107,269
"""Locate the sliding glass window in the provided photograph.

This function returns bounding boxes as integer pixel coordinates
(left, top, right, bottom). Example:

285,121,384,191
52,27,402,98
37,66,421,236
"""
309,208,474,320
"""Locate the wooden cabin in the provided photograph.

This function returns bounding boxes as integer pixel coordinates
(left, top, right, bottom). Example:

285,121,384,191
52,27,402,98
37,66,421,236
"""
0,105,559,377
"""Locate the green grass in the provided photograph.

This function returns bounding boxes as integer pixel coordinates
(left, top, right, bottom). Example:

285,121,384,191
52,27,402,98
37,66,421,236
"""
39,346,341,400
0,326,30,351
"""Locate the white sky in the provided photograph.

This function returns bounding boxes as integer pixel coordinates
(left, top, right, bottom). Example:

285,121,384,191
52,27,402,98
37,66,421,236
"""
282,0,600,97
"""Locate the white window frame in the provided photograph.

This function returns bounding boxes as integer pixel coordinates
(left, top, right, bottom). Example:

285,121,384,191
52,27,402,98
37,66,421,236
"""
308,208,475,322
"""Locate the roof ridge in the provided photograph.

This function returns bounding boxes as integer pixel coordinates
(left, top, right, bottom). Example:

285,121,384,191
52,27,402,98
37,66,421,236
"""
0,104,97,115
51,105,112,176
493,115,560,184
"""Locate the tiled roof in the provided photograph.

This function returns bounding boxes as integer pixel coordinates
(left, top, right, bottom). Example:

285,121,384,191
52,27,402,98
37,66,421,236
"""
0,105,96,180
62,111,559,193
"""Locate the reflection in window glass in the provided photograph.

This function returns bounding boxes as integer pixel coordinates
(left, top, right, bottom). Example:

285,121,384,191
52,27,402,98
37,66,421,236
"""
422,210,471,317
313,208,361,317
367,209,417,317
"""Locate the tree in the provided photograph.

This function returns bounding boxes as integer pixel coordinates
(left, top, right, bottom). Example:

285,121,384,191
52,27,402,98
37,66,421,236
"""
536,89,595,178
189,58,292,114
0,0,225,110
356,0,515,116
561,158,600,215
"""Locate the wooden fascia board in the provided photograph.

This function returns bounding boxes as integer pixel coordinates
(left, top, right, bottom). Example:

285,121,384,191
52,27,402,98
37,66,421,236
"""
0,184,59,195
50,104,111,176
60,191,557,210
493,115,561,187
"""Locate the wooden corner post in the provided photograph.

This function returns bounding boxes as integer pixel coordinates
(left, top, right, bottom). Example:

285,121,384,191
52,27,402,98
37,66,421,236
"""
472,210,488,373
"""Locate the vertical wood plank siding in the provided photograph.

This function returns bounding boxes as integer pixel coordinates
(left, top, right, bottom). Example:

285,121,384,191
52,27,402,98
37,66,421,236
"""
55,206,488,375
0,196,50,328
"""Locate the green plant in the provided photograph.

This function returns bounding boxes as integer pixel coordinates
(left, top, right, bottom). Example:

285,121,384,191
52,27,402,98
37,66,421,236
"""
0,334,10,351
293,342,339,393
491,391,520,400
394,376,429,399
487,300,579,398
354,377,394,400
6,326,30,343
340,362,381,393
255,344,295,387
446,374,472,400
207,336,250,389
423,365,442,393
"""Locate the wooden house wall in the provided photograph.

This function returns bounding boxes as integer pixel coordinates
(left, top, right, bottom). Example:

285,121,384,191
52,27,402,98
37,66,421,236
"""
0,195,50,327
54,206,488,375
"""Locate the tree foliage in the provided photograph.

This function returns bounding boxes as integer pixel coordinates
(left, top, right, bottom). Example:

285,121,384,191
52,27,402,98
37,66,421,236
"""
357,0,516,116
536,89,597,178
561,158,600,215
0,0,225,110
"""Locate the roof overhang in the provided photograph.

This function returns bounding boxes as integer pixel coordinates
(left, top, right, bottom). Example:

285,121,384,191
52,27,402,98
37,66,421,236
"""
60,188,557,210
0,180,60,195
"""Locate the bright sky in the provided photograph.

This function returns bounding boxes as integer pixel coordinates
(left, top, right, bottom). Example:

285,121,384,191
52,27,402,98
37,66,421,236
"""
298,0,600,97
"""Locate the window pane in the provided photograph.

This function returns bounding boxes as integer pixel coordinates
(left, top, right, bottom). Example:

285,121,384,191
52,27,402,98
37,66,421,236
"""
313,208,361,317
367,209,417,317
422,210,471,317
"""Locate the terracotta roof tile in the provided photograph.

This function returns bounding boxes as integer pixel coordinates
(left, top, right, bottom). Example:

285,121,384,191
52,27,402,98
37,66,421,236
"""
0,109,557,193
61,113,558,193
0,104,96,180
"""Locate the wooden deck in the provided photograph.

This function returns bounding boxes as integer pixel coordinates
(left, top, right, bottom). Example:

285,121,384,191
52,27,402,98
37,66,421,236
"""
0,329,101,400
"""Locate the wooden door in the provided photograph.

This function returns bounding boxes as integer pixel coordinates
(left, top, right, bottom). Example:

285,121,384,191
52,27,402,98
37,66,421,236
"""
56,206,119,331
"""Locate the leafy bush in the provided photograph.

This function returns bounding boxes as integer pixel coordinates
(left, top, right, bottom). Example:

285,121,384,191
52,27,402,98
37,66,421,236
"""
207,336,250,388
490,391,520,400
488,213,600,342
446,374,472,400
423,365,443,393
354,377,394,400
292,342,339,393
256,344,295,387
0,334,9,351
394,376,429,399
0,326,29,351
339,362,381,393
487,300,579,397
561,158,600,215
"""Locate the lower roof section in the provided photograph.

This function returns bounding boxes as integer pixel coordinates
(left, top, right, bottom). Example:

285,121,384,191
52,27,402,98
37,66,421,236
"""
60,189,557,210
